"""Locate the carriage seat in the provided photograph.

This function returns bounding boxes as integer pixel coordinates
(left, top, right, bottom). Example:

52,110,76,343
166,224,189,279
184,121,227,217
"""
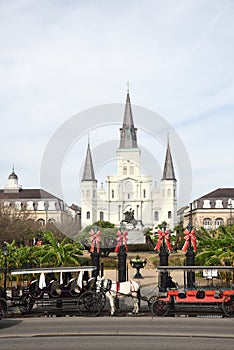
67,278,80,296
196,290,205,299
63,278,76,289
214,290,224,299
29,279,41,297
177,290,186,299
49,280,62,297
84,277,96,291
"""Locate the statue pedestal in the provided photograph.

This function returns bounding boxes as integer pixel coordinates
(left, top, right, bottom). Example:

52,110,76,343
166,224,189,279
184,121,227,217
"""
127,230,145,244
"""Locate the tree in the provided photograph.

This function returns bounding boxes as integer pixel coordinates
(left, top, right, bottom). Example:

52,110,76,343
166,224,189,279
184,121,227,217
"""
94,221,115,228
196,226,234,266
39,231,84,267
75,222,118,257
0,204,43,246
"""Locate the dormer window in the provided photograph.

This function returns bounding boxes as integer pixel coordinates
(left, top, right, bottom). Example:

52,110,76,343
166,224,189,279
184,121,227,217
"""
203,200,211,208
215,200,223,208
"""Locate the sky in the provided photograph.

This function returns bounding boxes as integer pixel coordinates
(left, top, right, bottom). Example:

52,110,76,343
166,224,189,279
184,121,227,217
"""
0,0,234,209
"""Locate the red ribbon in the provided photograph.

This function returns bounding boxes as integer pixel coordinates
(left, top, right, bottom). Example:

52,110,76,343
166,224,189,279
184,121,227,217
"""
89,229,102,253
154,229,172,251
182,229,197,252
114,230,128,252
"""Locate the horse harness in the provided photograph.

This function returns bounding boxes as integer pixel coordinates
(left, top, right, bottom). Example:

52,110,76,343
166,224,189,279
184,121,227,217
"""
102,279,138,296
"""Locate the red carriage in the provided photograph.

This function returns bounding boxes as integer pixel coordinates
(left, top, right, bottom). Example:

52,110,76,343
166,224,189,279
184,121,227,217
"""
150,266,234,317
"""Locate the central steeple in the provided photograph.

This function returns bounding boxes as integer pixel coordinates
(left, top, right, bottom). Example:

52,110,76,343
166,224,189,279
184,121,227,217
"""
117,91,141,177
119,92,138,149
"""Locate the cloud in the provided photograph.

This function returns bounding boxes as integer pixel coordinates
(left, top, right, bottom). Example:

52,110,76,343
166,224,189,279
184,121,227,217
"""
0,0,234,206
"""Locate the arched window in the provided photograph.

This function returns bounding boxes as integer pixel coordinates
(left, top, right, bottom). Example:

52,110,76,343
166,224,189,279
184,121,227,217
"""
130,165,134,175
47,218,56,226
87,211,90,219
100,211,104,221
37,218,45,226
203,218,212,229
215,218,224,228
168,211,172,219
167,189,171,197
143,189,146,198
112,190,114,199
227,217,234,225
154,211,159,221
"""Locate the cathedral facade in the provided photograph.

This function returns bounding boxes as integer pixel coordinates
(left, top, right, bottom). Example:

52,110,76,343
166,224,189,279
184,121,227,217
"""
80,92,177,230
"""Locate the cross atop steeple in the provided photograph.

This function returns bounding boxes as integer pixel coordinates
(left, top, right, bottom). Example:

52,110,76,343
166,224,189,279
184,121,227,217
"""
126,80,130,93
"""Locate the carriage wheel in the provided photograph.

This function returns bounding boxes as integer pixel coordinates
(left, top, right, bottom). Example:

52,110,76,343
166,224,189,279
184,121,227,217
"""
222,294,234,317
19,296,34,314
96,289,106,311
148,295,159,307
0,298,7,317
78,291,102,317
151,299,169,317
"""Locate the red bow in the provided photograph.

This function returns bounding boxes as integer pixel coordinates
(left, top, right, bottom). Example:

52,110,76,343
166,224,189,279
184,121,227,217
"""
89,229,102,253
115,230,128,252
154,229,172,251
182,229,197,252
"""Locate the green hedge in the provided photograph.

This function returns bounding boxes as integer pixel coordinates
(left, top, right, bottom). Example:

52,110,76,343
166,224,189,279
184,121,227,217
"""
127,243,152,252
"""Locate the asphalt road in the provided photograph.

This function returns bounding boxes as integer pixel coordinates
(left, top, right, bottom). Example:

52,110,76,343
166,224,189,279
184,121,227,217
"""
0,316,234,350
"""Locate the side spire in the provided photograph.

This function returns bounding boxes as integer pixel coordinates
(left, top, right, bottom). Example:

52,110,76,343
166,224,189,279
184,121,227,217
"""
82,140,96,181
119,91,138,149
162,135,176,180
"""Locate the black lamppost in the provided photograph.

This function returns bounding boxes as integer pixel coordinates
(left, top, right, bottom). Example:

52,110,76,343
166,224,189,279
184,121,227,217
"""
90,224,101,279
184,222,196,288
228,198,233,225
115,224,128,282
2,242,8,299
159,223,170,292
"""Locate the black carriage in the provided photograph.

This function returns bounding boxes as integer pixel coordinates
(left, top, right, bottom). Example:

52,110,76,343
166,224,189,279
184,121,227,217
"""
10,266,106,317
150,266,234,317
0,297,7,320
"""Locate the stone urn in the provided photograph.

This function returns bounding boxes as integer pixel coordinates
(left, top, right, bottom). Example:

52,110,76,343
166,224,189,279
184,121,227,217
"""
130,257,147,278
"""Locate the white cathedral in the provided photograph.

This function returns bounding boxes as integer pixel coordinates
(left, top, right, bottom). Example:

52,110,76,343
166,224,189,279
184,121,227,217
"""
80,92,177,230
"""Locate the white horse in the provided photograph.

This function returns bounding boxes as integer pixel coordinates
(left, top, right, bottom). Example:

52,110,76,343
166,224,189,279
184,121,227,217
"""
96,276,141,316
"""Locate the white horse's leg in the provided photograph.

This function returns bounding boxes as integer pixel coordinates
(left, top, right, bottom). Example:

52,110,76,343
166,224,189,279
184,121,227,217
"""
107,292,115,316
132,297,138,314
